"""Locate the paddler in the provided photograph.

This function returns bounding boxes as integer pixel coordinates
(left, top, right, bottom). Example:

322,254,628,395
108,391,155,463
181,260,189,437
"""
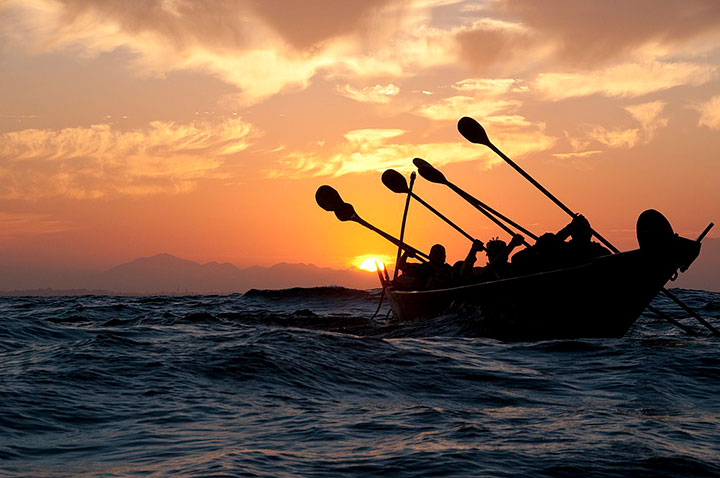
460,234,524,283
512,214,611,272
395,244,453,290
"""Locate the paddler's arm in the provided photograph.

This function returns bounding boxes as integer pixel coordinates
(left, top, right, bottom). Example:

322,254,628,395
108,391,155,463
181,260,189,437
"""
397,249,415,273
496,234,524,264
461,239,484,278
556,214,587,242
555,220,574,242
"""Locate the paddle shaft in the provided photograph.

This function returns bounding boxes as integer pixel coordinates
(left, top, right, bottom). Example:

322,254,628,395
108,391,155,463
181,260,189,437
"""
697,222,714,242
487,142,619,253
352,214,430,261
660,289,720,337
487,140,718,335
394,172,416,280
376,267,387,287
411,192,475,242
646,305,699,336
445,182,535,245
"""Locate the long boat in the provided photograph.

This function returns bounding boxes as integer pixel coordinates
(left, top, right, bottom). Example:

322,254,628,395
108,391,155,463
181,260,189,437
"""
315,116,714,340
385,210,702,341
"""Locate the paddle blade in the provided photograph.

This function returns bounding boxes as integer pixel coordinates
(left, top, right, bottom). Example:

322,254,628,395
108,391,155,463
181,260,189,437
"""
334,202,356,221
458,116,490,145
413,157,446,184
315,185,343,211
381,169,409,194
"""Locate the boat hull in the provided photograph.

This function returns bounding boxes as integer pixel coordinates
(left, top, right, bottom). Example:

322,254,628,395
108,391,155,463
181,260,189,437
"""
386,242,698,341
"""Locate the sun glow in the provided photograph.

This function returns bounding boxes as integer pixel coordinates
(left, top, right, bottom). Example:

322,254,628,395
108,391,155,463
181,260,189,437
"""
354,255,389,272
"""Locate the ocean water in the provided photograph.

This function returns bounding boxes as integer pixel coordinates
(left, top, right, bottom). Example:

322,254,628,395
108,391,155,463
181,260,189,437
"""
1,288,719,477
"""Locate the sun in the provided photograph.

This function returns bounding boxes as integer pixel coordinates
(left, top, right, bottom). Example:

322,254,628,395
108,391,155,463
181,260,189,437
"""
359,258,384,272
353,255,389,272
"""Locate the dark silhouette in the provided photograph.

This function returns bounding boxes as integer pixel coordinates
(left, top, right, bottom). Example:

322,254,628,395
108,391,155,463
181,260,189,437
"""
413,157,535,243
386,209,707,340
315,185,430,261
383,168,476,243
460,234,524,283
313,117,715,339
395,244,453,290
512,215,610,273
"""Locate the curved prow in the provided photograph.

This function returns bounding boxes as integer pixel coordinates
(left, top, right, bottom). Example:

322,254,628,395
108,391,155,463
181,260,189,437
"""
636,209,700,273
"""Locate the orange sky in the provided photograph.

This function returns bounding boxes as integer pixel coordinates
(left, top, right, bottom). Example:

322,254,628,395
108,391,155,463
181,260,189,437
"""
1,0,719,273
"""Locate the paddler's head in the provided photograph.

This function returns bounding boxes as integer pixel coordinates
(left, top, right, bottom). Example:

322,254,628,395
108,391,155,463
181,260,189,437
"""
429,244,446,266
570,215,592,244
486,239,507,263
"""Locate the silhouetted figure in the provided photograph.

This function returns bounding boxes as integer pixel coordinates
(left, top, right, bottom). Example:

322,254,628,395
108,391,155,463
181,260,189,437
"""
460,239,486,283
513,215,610,273
395,244,453,290
560,214,612,264
461,235,523,283
487,234,524,277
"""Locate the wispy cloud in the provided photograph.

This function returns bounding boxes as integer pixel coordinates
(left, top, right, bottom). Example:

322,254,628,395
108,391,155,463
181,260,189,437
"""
696,95,720,130
587,127,640,149
625,101,668,140
416,95,519,121
552,150,602,159
337,84,400,104
0,212,74,237
0,0,464,106
574,101,668,150
533,62,715,100
0,118,257,199
416,78,523,121
269,124,554,178
499,0,720,66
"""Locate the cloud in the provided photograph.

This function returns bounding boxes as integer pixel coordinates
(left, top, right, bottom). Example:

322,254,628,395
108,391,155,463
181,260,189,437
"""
247,0,397,50
337,83,400,104
579,101,668,150
0,212,74,237
533,62,715,100
416,95,519,121
452,78,525,94
269,124,555,178
0,117,257,199
552,150,602,160
454,18,541,74
696,95,720,130
587,127,640,149
625,101,668,140
416,78,524,121
452,1,720,81
0,0,464,106
499,0,720,67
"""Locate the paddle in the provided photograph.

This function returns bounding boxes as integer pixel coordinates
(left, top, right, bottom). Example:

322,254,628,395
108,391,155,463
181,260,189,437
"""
315,185,345,212
457,116,616,252
393,171,416,281
315,185,430,261
697,223,714,242
458,117,719,336
382,169,477,244
412,158,536,245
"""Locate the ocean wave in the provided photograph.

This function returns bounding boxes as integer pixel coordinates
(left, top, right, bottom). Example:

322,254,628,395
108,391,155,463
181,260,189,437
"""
1,289,719,476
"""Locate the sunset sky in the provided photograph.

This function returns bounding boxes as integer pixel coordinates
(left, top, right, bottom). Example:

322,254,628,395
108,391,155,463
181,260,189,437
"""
1,0,719,274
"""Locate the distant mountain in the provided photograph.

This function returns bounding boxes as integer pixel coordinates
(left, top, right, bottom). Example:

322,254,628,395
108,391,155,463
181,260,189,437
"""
97,254,379,294
673,238,720,292
1,241,717,296
0,254,379,295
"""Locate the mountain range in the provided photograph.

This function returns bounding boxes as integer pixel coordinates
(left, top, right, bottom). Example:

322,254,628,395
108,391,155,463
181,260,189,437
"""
0,254,378,295
1,238,717,295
